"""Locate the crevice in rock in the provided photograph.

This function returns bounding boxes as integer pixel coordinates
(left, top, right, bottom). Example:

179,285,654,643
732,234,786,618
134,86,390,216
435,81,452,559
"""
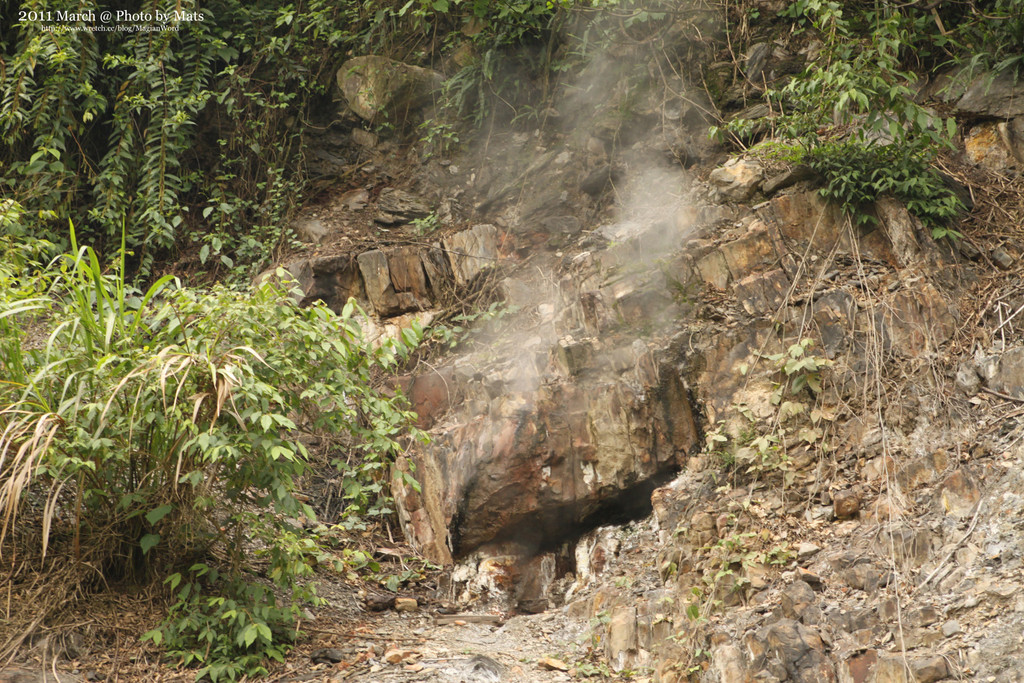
486,468,680,561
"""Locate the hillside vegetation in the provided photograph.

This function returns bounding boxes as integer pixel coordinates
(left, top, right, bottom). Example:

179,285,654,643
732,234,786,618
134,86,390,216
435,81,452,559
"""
0,0,1022,680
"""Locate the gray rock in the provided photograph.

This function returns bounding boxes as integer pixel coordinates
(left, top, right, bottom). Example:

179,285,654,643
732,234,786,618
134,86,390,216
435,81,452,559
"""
253,257,315,302
357,249,400,316
580,164,620,196
955,362,981,395
745,42,772,82
911,655,949,683
762,165,816,195
757,619,836,682
440,654,506,682
606,606,638,671
443,224,500,286
376,188,431,222
780,580,816,621
991,247,1015,270
942,619,962,636
0,671,84,683
310,647,346,663
987,346,1024,399
340,187,370,210
351,128,378,148
873,656,912,683
956,70,1024,119
710,158,764,201
292,216,328,244
337,56,443,123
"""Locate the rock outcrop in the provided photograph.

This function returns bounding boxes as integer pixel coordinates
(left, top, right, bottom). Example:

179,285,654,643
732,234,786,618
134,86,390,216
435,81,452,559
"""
337,56,444,124
393,217,703,563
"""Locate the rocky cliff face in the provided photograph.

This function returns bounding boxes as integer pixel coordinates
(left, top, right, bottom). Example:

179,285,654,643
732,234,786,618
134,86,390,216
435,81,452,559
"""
283,17,1024,681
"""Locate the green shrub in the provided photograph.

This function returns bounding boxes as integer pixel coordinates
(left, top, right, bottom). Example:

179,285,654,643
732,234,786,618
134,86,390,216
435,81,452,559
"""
715,1,973,237
0,224,423,680
803,141,963,237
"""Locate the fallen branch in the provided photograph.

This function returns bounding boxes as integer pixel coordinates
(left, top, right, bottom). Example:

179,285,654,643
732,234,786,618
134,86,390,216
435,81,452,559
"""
982,387,1024,404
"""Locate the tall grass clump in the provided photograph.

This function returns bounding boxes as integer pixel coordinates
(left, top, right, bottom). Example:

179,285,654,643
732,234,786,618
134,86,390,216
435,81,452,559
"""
0,221,423,680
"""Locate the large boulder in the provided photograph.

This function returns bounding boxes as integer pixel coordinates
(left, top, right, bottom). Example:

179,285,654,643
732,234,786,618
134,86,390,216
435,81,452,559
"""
955,70,1024,119
394,357,699,563
393,222,700,563
337,56,444,124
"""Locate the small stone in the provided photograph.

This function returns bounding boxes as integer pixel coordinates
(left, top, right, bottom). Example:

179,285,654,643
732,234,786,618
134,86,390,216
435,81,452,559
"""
797,542,822,560
911,655,948,683
796,568,823,588
293,216,328,244
833,489,861,519
942,619,962,636
955,362,981,395
405,663,424,672
538,657,570,671
310,647,346,663
352,128,378,148
394,597,418,612
992,247,1015,270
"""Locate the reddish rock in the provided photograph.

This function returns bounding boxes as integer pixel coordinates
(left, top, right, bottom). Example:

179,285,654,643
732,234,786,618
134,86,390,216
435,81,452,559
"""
407,367,457,428
939,468,981,517
395,362,699,563
833,489,862,519
844,650,878,683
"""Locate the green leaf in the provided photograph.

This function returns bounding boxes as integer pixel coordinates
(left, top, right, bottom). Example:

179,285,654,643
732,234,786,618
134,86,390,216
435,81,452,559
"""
140,533,161,555
146,504,174,525
241,624,258,648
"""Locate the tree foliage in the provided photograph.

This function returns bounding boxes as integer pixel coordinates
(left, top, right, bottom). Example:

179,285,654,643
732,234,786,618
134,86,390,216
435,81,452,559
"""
0,0,595,280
